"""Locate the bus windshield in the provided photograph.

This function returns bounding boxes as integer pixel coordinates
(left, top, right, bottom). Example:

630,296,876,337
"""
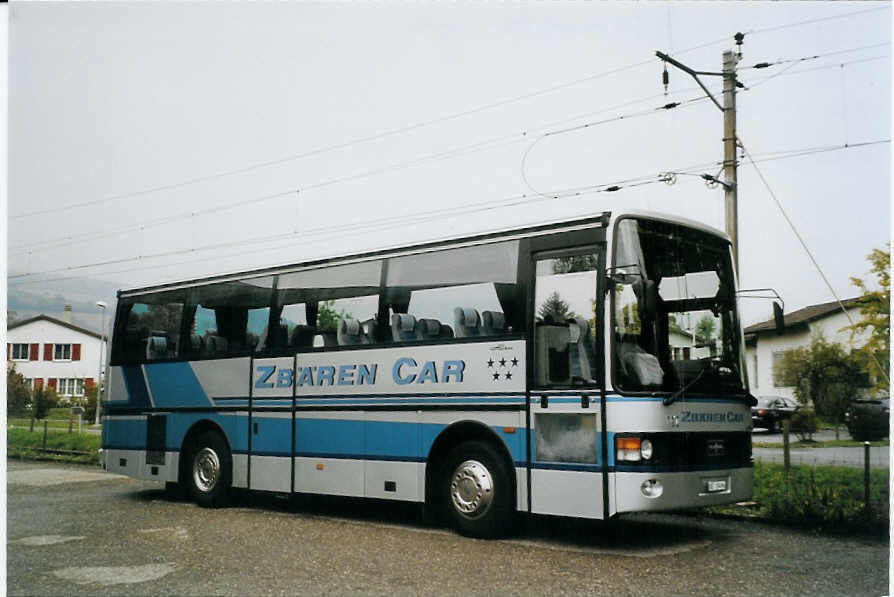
612,217,746,395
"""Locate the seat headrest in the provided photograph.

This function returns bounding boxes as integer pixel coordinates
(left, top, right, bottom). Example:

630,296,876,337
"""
290,324,315,347
482,311,505,332
417,318,442,338
340,318,362,336
391,313,416,331
454,307,480,328
147,336,167,359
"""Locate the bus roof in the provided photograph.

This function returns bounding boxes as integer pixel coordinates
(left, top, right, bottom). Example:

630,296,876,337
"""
117,210,729,297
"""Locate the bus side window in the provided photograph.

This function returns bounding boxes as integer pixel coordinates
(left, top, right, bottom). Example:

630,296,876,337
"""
112,291,186,364
185,276,275,359
533,252,600,388
384,241,519,343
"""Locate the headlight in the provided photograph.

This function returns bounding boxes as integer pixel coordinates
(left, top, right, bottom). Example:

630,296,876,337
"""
641,438,654,460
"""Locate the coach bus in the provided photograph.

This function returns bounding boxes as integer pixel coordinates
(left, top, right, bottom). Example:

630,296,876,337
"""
102,210,754,538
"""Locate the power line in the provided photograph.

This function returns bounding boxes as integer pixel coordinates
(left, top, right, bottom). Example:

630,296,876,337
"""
744,41,890,69
8,58,658,221
745,6,889,37
669,6,889,57
744,54,890,89
10,6,887,225
12,136,888,287
9,173,685,283
738,135,889,384
10,90,717,256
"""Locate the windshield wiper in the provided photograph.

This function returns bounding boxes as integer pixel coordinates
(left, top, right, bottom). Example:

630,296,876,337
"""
664,367,708,406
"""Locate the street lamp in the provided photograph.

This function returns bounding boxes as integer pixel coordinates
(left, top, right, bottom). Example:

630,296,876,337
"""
95,301,107,425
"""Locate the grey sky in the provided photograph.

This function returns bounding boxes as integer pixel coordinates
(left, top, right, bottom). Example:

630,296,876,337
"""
7,2,891,331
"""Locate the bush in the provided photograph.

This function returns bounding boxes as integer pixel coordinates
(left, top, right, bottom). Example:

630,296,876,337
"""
6,428,101,465
790,409,819,441
752,461,888,529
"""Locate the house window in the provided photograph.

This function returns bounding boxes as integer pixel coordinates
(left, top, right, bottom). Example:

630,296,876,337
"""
11,343,29,360
54,344,72,361
57,378,84,397
772,351,785,387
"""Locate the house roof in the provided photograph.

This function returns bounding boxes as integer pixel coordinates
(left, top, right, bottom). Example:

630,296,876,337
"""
744,297,861,335
7,315,104,341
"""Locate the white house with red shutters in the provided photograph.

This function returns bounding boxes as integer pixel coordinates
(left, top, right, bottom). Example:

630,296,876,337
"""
6,310,106,402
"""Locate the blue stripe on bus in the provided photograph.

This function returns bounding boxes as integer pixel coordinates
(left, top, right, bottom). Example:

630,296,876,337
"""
102,415,529,466
121,366,151,407
605,396,745,404
144,362,209,408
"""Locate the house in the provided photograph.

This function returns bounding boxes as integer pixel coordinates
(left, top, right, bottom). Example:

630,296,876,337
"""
6,308,107,403
743,297,867,401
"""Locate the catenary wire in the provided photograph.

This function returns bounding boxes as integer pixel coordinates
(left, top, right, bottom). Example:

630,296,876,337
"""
10,90,717,256
738,135,890,384
10,138,888,287
8,58,659,221
10,6,887,222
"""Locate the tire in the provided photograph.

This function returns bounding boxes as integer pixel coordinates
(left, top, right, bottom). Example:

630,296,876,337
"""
186,431,232,507
440,440,514,539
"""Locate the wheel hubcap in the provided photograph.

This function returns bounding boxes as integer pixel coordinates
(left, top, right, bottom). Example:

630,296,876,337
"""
450,459,494,519
193,447,220,493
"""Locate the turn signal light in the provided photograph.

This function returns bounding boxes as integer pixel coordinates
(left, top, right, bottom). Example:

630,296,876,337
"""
616,437,642,462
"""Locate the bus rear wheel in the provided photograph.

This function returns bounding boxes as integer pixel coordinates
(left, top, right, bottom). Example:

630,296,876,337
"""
441,440,513,539
187,431,232,507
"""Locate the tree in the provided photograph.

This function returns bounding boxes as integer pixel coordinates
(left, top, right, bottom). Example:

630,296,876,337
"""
846,244,890,393
316,300,352,333
775,334,867,439
538,292,573,322
694,316,716,345
6,365,31,417
552,255,597,274
31,386,59,420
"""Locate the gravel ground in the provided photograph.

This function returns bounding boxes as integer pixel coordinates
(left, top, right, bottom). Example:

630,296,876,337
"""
7,459,889,597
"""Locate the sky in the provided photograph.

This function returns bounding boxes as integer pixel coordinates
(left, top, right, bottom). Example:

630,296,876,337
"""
5,2,892,334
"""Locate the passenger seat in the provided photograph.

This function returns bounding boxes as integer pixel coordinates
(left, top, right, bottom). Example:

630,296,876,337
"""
453,307,481,338
391,313,418,342
481,311,505,336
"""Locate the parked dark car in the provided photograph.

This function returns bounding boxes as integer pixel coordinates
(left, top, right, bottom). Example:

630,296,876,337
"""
751,396,800,433
844,398,890,441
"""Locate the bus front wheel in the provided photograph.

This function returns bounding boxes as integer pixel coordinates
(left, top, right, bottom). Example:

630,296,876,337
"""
187,431,232,507
441,440,513,538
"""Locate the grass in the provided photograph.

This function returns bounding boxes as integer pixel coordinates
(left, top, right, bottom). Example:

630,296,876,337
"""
7,427,101,465
754,438,889,449
703,461,889,533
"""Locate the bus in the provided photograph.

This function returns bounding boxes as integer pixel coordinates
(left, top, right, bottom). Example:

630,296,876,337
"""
101,210,754,538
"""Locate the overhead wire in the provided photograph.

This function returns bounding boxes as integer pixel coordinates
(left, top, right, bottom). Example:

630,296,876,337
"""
9,173,687,283
11,137,888,287
10,89,718,257
11,7,886,222
8,58,658,221
738,135,889,384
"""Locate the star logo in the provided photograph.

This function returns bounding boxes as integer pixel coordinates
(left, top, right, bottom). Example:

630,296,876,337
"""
499,358,507,367
505,371,512,380
492,372,500,381
487,358,494,368
510,357,519,367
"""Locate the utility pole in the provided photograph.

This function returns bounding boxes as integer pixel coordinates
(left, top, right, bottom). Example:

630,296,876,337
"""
722,50,740,273
657,35,743,272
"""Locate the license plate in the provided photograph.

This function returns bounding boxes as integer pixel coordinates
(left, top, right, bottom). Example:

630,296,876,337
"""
705,479,727,493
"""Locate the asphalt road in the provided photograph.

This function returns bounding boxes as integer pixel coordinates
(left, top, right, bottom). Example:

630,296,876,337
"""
7,460,889,597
